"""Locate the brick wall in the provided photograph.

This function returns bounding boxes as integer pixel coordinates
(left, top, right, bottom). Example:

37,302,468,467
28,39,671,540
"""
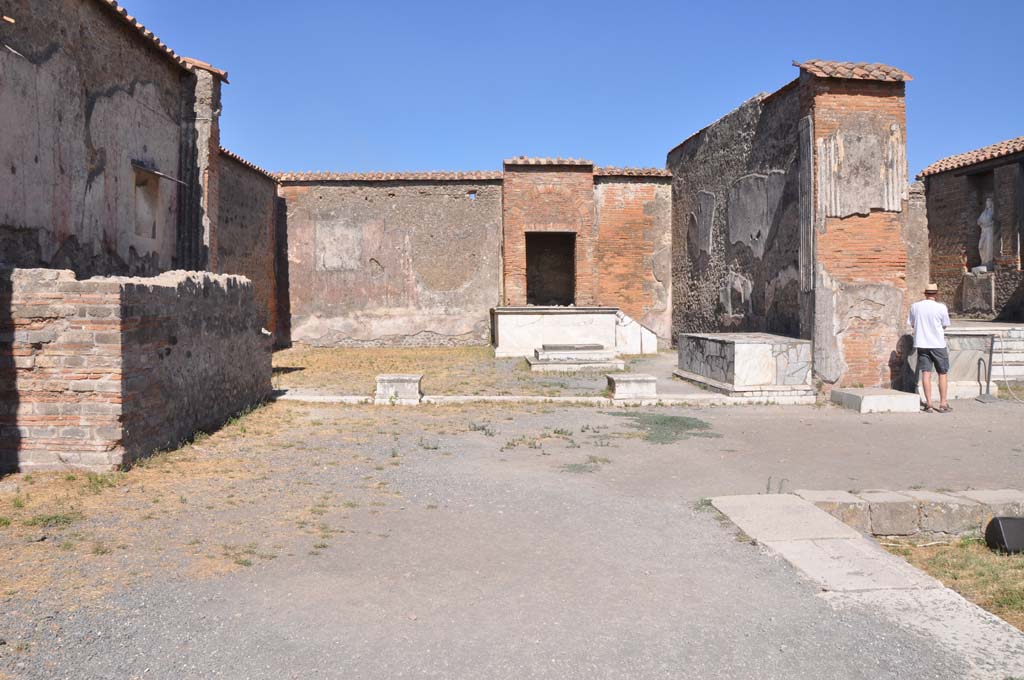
502,163,598,306
594,177,673,340
923,160,1023,318
0,268,271,473
218,152,281,346
806,75,911,388
280,180,503,347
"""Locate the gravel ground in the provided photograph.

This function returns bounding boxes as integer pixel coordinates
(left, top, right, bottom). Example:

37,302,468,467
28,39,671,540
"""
2,398,1022,678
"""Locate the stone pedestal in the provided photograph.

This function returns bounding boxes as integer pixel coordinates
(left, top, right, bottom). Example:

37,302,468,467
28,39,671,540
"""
961,272,995,315
674,333,813,397
374,374,423,405
606,374,657,401
491,307,658,358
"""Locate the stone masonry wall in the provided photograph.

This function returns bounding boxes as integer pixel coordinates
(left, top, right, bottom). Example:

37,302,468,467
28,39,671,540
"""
119,271,271,460
502,163,598,307
666,83,804,343
218,152,281,345
0,0,202,277
280,180,503,347
0,268,271,472
807,75,911,388
594,177,673,341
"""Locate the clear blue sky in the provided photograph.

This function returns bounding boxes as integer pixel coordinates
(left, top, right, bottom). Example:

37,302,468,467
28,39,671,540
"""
128,0,1022,177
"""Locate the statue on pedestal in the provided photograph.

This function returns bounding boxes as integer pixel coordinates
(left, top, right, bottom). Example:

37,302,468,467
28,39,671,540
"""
978,195,995,269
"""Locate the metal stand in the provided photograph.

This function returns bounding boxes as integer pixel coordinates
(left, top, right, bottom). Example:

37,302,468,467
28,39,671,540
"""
976,334,1000,403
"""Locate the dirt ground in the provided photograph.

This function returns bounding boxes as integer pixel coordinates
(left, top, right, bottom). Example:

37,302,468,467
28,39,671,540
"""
1,397,1023,678
271,345,690,397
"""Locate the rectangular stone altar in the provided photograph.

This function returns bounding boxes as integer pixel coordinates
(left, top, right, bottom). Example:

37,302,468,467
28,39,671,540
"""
674,333,813,396
491,307,658,358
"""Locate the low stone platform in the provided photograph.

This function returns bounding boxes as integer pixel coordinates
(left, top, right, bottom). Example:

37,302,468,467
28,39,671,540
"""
374,374,423,405
491,306,658,358
830,388,919,413
606,373,657,401
675,332,813,397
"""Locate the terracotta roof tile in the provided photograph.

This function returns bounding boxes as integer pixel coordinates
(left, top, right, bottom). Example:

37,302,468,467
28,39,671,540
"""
594,166,672,178
275,170,503,182
918,135,1024,178
503,157,593,166
182,57,229,83
93,1,224,81
219,148,276,181
793,59,912,82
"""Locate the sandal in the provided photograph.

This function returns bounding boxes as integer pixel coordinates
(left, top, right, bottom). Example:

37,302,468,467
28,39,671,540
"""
921,405,935,413
938,405,953,413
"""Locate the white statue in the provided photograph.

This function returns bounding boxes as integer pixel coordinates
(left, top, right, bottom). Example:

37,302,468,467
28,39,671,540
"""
978,195,995,269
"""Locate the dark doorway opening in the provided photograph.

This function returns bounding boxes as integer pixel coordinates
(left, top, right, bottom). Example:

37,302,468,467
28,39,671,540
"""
526,232,575,306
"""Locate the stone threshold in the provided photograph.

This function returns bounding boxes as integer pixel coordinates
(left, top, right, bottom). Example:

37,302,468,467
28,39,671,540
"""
274,388,816,407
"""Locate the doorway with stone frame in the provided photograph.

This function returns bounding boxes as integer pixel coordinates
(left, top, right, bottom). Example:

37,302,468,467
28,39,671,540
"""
525,232,576,306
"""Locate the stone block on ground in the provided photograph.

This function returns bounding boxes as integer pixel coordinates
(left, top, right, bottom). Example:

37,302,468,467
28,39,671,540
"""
762,537,942,592
857,490,920,536
830,388,919,414
710,494,860,542
954,489,1024,523
794,489,870,534
607,373,657,401
901,490,983,535
374,374,423,405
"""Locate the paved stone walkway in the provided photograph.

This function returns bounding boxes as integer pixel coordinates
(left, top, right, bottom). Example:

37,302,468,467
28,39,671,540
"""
711,494,1024,679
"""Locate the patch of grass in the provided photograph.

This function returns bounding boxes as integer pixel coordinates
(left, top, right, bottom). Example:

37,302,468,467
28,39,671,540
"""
91,542,111,556
562,456,612,474
607,412,719,444
342,500,359,509
86,472,121,494
885,537,1024,631
23,511,81,528
12,495,25,509
0,516,10,527
693,498,715,512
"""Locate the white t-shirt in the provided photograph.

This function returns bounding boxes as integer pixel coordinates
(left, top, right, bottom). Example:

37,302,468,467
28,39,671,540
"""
907,299,950,349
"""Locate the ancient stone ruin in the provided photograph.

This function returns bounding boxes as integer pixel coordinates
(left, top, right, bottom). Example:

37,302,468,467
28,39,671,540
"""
1,1,1022,471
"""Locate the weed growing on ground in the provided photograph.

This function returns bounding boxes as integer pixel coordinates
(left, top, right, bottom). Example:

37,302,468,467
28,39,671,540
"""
885,536,1024,631
468,422,496,437
91,542,111,556
12,495,25,509
0,516,10,527
418,437,440,450
24,512,81,528
562,456,612,474
693,498,715,512
607,412,719,444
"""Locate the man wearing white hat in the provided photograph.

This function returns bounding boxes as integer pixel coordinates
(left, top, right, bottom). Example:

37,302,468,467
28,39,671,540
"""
907,283,951,413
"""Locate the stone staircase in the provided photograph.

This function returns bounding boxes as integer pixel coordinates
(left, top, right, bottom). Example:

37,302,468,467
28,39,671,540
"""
525,344,625,372
992,328,1024,381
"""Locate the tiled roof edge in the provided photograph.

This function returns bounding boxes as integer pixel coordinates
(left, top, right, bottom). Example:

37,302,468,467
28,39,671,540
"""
793,59,912,82
594,167,672,178
918,135,1024,178
219,148,277,181
275,170,504,182
503,157,593,167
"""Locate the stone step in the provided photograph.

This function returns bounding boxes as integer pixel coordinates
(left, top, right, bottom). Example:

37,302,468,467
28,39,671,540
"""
830,388,920,413
991,363,1024,378
991,352,1024,363
536,346,614,360
526,356,626,373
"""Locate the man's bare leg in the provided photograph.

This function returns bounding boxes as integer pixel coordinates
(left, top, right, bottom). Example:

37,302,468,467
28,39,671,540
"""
921,370,934,409
938,373,949,409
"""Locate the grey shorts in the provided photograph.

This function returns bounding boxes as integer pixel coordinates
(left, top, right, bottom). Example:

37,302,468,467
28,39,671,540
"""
917,347,949,375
